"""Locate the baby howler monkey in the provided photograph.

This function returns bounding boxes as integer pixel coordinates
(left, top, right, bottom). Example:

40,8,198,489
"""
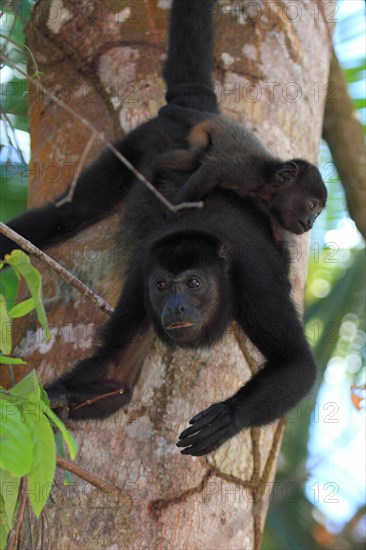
158,104,327,235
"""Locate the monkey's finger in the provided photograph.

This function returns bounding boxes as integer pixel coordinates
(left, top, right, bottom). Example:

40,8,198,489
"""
177,416,229,447
177,424,199,440
179,426,229,456
178,410,221,439
193,435,230,456
189,403,222,424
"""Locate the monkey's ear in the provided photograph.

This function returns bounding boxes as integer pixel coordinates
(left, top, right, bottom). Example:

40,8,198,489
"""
274,161,299,186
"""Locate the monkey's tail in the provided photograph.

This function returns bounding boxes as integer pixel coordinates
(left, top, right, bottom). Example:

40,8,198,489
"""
163,0,218,111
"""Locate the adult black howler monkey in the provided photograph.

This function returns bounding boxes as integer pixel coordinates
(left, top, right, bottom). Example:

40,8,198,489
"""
0,0,318,456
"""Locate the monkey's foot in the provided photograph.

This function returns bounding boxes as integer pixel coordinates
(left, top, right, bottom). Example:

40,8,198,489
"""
46,383,133,420
47,387,70,421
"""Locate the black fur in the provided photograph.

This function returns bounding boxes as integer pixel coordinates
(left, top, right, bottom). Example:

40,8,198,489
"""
157,106,327,235
0,0,317,456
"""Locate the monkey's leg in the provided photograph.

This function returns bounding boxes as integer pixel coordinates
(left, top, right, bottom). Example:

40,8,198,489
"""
156,121,211,173
45,266,154,420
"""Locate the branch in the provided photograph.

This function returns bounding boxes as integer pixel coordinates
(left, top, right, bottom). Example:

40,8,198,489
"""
71,388,126,412
55,132,98,206
6,478,27,550
322,49,366,239
56,456,116,494
0,53,204,214
0,222,114,316
0,110,26,165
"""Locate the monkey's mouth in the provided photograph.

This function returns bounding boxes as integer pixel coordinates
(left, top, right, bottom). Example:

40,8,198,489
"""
297,221,307,234
167,322,194,330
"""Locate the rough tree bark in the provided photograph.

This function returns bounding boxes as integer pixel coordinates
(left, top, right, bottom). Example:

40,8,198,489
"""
13,1,332,548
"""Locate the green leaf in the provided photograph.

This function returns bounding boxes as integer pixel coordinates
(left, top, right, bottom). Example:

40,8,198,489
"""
26,407,56,517
9,297,35,318
0,294,12,355
0,469,20,527
0,401,33,476
12,115,29,133
55,432,74,485
0,356,26,365
0,388,17,404
5,251,50,341
0,165,27,222
353,97,366,110
27,391,77,460
0,492,10,549
42,403,78,460
0,76,28,117
39,384,50,408
343,60,366,84
9,370,39,400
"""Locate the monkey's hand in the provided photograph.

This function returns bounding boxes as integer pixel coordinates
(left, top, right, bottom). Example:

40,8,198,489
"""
176,402,240,456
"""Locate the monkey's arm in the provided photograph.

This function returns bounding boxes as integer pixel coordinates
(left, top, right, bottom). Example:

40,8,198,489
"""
46,265,154,420
166,157,268,207
177,253,316,456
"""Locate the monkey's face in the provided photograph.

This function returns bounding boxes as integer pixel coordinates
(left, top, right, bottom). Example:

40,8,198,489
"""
271,161,327,234
148,267,221,347
272,192,325,234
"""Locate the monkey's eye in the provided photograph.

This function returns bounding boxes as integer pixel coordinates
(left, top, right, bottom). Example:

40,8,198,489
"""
309,201,316,211
156,280,168,291
187,277,201,289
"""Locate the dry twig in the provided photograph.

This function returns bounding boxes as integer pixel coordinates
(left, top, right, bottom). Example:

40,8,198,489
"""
56,456,116,494
0,53,204,214
0,222,114,316
71,388,126,411
55,132,98,206
6,479,28,550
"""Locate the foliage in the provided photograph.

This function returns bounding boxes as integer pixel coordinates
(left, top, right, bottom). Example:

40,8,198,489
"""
263,3,366,546
0,4,29,304
0,248,77,546
1,6,79,548
0,250,50,358
0,371,77,547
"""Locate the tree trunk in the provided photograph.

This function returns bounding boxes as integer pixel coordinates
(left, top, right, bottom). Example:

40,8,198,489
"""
17,1,332,548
